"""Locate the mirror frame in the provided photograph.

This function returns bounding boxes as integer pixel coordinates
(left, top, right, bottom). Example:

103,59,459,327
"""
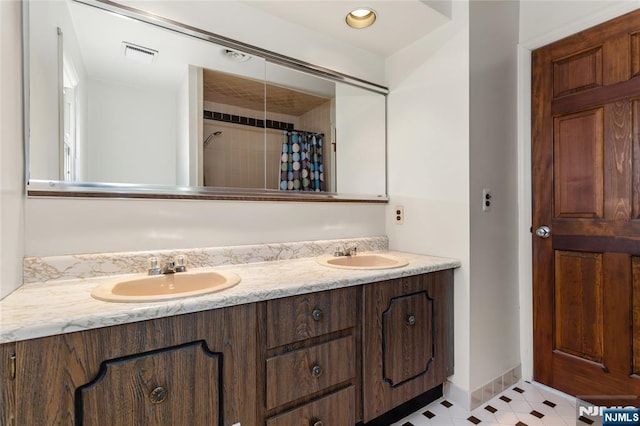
23,0,390,203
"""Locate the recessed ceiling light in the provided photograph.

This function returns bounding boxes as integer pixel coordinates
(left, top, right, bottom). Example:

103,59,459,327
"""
345,8,377,29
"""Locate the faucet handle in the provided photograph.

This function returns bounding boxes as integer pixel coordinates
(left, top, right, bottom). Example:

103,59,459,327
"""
174,255,187,273
148,257,162,275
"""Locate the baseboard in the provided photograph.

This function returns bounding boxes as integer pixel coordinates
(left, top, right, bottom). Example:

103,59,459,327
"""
469,364,522,410
361,384,443,426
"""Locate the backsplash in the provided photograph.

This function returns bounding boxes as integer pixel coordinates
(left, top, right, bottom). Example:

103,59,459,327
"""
23,236,388,284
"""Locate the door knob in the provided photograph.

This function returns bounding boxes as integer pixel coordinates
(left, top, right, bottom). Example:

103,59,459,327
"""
535,226,551,239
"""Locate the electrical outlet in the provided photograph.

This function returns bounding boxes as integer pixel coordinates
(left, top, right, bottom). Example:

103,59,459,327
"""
394,205,404,224
482,188,492,212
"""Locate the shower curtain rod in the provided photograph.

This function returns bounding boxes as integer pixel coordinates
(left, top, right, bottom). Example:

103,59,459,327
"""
204,110,325,137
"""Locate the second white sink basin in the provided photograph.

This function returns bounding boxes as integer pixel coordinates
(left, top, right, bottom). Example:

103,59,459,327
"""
317,253,409,270
91,268,241,303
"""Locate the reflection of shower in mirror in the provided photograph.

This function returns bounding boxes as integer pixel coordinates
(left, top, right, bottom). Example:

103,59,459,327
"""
203,131,223,146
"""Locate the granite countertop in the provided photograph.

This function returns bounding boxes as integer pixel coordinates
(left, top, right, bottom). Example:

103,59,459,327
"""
0,238,460,344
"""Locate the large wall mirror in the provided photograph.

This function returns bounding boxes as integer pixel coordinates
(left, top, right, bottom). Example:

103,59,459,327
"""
26,0,388,201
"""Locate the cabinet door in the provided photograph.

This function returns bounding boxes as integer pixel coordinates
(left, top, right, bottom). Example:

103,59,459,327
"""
15,304,257,425
362,271,454,423
382,292,433,386
1,343,16,426
77,341,220,425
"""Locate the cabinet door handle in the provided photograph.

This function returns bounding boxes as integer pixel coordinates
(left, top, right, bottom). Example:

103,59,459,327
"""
149,386,168,404
312,308,323,321
311,364,323,377
312,421,323,426
9,352,16,380
406,315,416,326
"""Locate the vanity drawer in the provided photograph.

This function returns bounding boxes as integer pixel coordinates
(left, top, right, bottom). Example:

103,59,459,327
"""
266,287,357,348
266,385,355,426
266,335,355,410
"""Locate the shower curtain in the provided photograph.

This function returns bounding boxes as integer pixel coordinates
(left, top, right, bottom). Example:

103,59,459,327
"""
279,131,324,192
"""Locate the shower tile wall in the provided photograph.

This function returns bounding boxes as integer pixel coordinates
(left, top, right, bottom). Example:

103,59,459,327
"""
203,101,296,189
203,100,333,190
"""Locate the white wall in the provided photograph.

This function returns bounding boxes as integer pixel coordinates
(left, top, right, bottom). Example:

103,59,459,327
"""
517,0,640,382
25,198,385,256
385,0,471,397
86,79,177,185
519,0,637,45
0,0,25,299
469,0,520,391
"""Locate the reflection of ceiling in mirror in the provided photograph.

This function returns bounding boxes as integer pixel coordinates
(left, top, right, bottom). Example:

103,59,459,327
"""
203,69,331,116
65,0,266,91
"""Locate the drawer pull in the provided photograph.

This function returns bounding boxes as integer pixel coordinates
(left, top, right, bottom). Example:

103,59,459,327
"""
312,308,323,321
311,364,323,378
149,386,168,404
406,314,416,326
311,421,323,426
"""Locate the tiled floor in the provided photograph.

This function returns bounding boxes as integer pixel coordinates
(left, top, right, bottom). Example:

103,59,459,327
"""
391,381,589,426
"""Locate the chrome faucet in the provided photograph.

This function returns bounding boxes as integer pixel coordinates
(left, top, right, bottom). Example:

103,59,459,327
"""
163,260,177,274
334,246,357,257
148,255,187,275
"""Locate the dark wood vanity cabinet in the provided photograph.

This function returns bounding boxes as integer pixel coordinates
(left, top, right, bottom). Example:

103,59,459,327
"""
1,342,16,426
8,304,258,426
362,271,454,423
0,270,454,425
261,286,360,425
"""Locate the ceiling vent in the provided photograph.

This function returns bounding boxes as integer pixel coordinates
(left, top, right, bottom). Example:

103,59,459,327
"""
121,42,158,64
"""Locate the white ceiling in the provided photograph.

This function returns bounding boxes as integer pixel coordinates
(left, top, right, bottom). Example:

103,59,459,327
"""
241,0,451,58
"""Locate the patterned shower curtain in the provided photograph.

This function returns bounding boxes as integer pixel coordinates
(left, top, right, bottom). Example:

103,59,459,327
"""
279,131,324,192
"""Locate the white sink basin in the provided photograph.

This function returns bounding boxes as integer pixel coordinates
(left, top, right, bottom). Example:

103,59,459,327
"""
91,268,241,303
317,253,409,270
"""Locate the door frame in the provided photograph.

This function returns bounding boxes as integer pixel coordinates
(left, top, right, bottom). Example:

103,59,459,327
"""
517,2,640,383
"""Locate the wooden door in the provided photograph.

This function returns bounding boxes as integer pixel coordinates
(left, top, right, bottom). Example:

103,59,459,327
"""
532,9,640,405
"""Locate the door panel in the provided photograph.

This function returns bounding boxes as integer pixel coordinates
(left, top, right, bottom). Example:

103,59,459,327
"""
633,99,640,218
604,102,632,219
552,47,603,97
632,32,640,77
632,258,640,377
553,109,604,218
554,251,603,364
532,8,640,403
